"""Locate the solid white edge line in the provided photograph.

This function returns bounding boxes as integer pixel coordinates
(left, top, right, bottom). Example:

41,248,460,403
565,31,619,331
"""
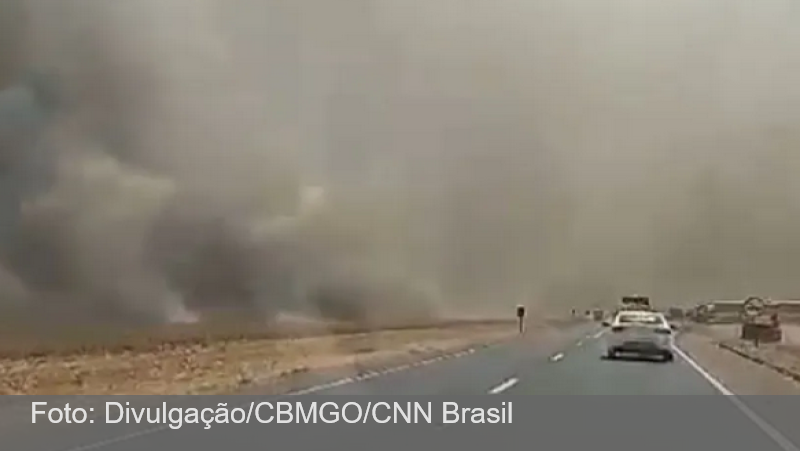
58,345,488,451
672,346,733,395
674,345,800,451
488,378,519,394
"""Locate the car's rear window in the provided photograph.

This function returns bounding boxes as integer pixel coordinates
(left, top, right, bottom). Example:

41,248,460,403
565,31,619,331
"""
617,314,664,325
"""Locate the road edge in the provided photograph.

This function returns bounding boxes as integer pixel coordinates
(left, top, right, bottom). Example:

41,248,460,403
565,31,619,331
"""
675,340,800,451
236,332,522,396
716,341,800,384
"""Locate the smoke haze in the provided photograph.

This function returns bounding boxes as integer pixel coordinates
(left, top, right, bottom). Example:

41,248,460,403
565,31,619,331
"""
1,0,799,327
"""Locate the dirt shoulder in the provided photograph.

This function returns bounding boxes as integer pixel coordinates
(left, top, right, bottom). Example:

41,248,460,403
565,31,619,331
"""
680,324,800,395
0,319,565,395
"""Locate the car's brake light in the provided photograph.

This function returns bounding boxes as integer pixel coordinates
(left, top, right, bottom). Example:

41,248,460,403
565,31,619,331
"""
655,328,672,335
611,326,626,333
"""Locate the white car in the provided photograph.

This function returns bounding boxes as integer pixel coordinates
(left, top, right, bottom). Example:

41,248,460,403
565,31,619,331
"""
603,310,675,362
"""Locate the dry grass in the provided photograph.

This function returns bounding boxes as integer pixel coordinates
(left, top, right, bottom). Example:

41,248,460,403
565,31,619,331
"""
0,319,522,395
0,317,515,359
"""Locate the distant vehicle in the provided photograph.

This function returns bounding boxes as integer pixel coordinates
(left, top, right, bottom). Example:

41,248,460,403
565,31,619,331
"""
592,309,604,321
693,300,753,324
604,310,675,362
666,307,684,320
621,295,651,309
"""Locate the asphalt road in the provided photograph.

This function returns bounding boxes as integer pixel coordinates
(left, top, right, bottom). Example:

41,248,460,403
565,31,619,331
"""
10,322,800,451
300,323,718,395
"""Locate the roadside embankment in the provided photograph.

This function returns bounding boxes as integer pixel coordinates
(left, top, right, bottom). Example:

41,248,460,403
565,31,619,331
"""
682,323,800,392
0,317,578,395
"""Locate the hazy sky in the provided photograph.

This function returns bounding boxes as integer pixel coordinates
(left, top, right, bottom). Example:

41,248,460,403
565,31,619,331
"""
1,0,800,325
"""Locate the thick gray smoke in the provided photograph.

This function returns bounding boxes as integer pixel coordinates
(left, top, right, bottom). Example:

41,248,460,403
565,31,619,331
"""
1,0,800,327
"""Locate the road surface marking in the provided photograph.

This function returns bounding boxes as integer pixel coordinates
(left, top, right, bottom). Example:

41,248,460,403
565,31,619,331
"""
54,343,495,451
488,378,518,394
675,345,800,451
592,330,605,339
53,337,528,451
286,345,490,395
576,340,584,347
673,346,734,395
61,427,167,451
550,353,564,362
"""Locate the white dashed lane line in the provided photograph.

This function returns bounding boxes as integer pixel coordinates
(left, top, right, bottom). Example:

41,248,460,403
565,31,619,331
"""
529,327,607,364
488,378,519,394
488,327,604,394
288,347,478,395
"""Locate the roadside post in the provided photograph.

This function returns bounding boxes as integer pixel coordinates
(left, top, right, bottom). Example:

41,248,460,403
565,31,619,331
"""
516,305,526,334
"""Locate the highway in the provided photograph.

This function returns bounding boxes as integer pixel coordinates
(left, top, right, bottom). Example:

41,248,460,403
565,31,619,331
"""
11,322,800,451
297,323,720,395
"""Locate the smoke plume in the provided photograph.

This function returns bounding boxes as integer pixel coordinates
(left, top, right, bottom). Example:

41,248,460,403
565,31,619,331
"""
1,0,800,327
